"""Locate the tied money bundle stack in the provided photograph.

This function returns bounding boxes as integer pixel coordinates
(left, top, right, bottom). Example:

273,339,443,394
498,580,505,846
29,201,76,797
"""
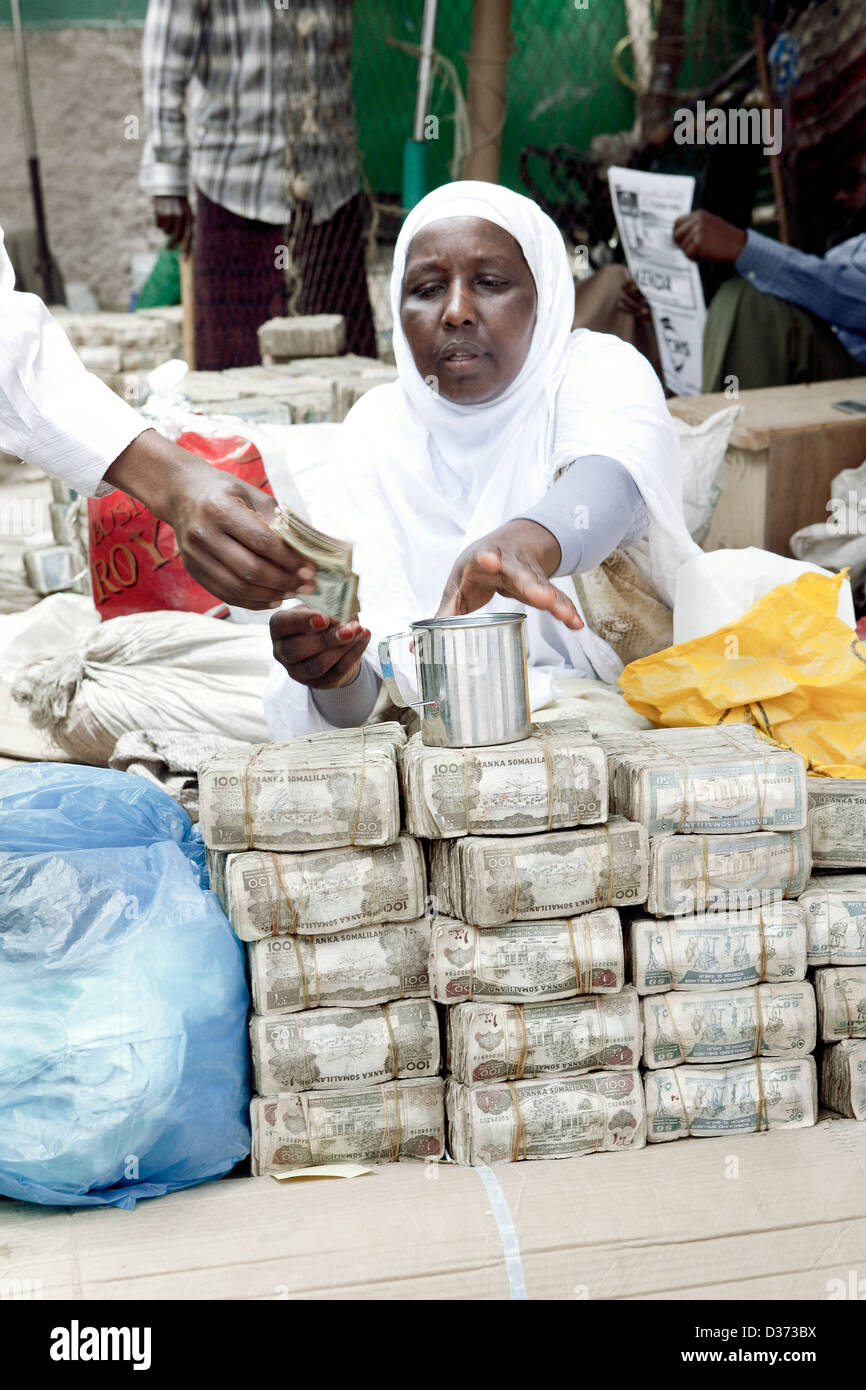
798,873,866,1120
797,785,866,1121
614,726,819,1142
403,718,650,1164
200,724,446,1173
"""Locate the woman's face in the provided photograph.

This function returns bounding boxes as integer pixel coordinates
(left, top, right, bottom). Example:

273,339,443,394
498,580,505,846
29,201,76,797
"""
400,216,537,404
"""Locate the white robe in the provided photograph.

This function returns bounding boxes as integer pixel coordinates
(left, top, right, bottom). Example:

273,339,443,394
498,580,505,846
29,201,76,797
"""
265,182,699,739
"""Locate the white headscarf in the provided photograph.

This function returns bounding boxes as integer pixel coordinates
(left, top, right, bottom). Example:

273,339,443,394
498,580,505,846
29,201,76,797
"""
264,181,699,739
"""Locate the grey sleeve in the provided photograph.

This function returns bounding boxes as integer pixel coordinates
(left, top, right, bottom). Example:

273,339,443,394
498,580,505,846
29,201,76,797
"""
517,454,649,577
310,657,382,728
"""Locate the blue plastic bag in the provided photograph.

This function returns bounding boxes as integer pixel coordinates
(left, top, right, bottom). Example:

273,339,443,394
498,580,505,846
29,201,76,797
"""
0,764,250,1208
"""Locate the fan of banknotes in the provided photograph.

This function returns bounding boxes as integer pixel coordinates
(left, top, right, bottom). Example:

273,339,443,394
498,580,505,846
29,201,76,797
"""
271,503,360,621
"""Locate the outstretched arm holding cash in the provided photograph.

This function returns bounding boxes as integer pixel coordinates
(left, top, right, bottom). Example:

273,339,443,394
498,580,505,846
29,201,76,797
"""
0,226,309,610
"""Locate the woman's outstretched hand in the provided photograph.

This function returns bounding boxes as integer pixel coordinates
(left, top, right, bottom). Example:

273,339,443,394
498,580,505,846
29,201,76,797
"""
436,520,583,630
270,605,371,688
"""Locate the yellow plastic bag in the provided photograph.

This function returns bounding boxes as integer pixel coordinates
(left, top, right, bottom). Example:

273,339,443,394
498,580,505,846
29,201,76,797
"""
619,570,866,776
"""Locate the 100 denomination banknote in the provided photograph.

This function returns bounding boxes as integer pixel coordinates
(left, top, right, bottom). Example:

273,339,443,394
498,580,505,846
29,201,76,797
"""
431,817,649,926
224,835,426,938
807,777,866,868
199,724,405,852
641,981,816,1068
798,875,866,966
251,1077,445,1172
400,718,606,838
429,911,624,1003
446,1071,646,1164
644,1056,817,1141
447,989,642,1084
602,726,807,834
248,918,431,1015
821,1039,866,1120
628,904,808,994
647,828,812,916
250,998,440,1093
814,966,866,1041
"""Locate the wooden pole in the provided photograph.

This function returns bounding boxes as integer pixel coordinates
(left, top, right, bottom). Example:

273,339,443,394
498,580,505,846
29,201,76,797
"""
753,16,789,245
180,251,196,370
461,0,512,183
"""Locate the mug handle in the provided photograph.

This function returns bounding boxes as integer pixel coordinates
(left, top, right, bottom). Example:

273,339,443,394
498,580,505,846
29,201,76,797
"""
378,632,440,715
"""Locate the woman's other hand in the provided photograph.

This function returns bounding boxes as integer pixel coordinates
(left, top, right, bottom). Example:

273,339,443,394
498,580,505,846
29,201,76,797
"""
436,520,583,630
617,274,651,320
270,606,371,688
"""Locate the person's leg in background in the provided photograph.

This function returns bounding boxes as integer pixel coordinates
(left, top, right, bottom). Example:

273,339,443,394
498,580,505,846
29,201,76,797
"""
572,265,664,382
290,192,378,359
703,276,863,393
194,188,288,371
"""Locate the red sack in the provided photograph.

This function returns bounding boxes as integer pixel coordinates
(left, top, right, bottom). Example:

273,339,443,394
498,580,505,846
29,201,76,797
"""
87,432,273,619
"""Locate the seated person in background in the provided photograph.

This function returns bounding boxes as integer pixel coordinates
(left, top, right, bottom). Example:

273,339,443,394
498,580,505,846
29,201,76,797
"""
265,181,698,739
619,149,866,393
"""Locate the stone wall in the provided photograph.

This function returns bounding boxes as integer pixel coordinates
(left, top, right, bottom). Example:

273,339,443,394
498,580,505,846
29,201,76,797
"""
0,26,157,309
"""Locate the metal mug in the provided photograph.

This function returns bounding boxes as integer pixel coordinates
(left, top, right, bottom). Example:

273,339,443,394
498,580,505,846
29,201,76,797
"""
378,612,531,748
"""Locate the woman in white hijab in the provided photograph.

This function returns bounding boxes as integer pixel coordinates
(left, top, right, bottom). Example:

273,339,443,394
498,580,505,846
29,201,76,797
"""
265,181,698,737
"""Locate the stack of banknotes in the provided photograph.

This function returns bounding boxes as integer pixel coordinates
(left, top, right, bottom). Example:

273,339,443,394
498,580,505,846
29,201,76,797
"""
798,874,866,965
643,1056,818,1141
252,1080,445,1171
628,904,809,993
599,725,808,835
447,1072,646,1165
814,966,866,1042
200,721,447,1172
821,1039,866,1120
430,817,649,926
400,717,606,837
641,982,816,1068
270,503,360,622
806,777,866,868
199,723,405,852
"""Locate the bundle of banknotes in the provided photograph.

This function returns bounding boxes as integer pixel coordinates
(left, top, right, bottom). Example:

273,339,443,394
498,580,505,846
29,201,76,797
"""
446,1071,646,1164
628,904,808,993
251,1078,446,1173
250,999,440,1093
199,723,405,852
821,1039,866,1120
429,910,625,1003
644,1056,817,1141
647,827,812,917
807,777,866,868
814,966,866,1041
798,874,866,966
599,725,808,835
271,503,360,621
400,718,606,838
248,919,431,1015
430,817,649,926
218,835,426,939
446,989,642,1084
641,982,816,1068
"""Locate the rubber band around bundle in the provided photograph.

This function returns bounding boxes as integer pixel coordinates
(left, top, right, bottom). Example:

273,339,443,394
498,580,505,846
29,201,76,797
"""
242,743,269,849
671,1066,693,1135
509,1005,529,1080
755,1057,767,1130
835,968,856,1037
381,1003,400,1079
506,1080,527,1161
349,727,368,847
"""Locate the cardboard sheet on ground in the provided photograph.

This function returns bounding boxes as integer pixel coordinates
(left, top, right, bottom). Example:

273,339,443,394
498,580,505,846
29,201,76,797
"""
608,166,706,395
619,571,866,776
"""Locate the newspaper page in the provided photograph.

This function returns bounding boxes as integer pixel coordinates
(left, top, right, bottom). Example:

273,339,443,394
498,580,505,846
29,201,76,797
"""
608,165,706,395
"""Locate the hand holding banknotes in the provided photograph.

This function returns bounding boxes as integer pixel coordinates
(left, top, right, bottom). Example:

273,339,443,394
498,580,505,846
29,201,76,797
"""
436,519,583,629
270,606,372,689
